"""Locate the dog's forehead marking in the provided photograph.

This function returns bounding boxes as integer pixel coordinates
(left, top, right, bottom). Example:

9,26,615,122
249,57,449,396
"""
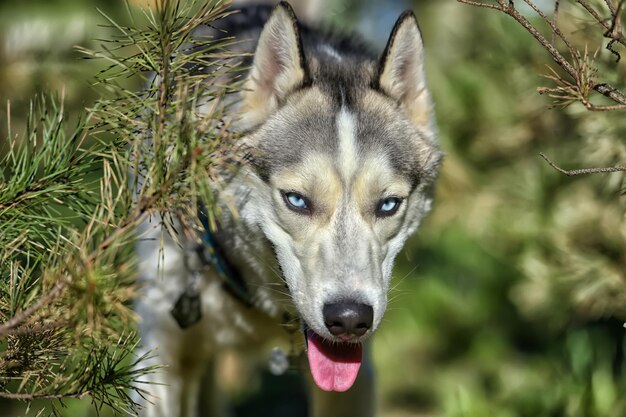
336,108,359,183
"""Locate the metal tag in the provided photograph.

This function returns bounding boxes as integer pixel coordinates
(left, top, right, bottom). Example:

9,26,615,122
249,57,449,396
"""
170,288,202,329
268,347,290,375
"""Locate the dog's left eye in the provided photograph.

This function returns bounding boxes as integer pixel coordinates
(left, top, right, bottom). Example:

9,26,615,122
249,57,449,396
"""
376,197,402,217
281,191,311,214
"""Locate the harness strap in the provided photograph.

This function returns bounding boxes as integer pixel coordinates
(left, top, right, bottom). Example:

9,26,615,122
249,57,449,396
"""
197,205,253,308
178,204,304,374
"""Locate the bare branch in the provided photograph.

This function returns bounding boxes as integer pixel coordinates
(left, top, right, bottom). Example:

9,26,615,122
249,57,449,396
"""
583,102,626,110
540,153,626,175
576,0,626,50
457,0,626,107
457,0,506,11
605,0,625,61
605,0,617,14
522,0,577,57
552,0,561,45
577,1,611,31
594,82,626,104
496,2,578,77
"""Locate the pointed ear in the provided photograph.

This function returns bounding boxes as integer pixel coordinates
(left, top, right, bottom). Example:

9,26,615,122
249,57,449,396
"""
377,11,434,138
242,2,309,125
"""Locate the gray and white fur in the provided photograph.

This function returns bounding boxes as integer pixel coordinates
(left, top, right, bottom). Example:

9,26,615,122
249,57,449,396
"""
133,2,441,416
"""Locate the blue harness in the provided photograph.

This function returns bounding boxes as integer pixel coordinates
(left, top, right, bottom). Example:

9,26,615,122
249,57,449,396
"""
170,206,252,329
197,206,252,308
170,206,301,375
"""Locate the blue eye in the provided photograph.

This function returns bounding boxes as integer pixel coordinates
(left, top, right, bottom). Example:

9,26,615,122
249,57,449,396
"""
287,193,307,209
282,191,311,213
376,197,402,217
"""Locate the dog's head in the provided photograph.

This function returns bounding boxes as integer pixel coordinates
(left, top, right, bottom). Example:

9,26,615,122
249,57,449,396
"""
238,2,441,391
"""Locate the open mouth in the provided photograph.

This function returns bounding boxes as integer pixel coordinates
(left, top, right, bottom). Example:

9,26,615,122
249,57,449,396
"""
305,329,363,392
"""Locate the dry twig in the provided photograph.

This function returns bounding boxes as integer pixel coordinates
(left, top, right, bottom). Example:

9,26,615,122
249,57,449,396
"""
457,0,626,176
576,0,626,61
540,153,626,175
457,0,626,106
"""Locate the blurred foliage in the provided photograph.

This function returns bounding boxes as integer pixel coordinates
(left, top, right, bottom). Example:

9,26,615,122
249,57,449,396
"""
0,0,132,136
374,1,626,417
0,0,625,417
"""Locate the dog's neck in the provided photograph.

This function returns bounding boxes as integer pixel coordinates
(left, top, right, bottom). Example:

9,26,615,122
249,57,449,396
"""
215,190,297,322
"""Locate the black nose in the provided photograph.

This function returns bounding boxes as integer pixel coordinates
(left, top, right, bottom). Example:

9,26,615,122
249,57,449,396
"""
323,302,373,337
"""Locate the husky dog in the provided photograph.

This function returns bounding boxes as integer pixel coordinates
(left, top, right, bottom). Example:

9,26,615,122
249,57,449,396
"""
134,2,441,416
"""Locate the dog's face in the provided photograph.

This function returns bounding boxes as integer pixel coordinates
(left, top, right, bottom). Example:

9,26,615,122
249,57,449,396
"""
238,2,441,391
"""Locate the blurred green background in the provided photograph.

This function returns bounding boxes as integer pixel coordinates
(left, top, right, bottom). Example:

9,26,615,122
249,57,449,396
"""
1,0,625,416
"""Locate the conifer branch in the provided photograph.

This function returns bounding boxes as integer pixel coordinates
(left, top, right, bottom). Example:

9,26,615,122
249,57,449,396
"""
0,282,66,339
0,0,243,413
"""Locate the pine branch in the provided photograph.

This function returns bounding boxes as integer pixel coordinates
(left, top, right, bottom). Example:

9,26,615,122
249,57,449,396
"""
0,282,66,339
1,390,93,401
1,0,243,412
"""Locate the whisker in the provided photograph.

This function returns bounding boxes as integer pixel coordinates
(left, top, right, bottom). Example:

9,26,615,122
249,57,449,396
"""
389,262,420,293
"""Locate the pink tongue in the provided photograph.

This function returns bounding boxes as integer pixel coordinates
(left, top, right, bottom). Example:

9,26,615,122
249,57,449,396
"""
306,330,362,392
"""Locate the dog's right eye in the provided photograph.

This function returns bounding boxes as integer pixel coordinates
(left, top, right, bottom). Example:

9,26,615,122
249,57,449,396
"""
375,196,403,217
281,191,312,214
